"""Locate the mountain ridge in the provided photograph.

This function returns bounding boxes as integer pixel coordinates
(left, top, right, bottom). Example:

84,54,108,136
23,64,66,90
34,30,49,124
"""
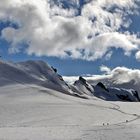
0,60,139,102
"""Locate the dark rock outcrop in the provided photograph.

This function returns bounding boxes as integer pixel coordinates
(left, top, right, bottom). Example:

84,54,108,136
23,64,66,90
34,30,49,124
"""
97,82,109,92
116,94,132,102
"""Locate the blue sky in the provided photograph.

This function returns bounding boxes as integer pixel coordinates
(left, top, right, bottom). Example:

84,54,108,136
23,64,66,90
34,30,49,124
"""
0,0,140,76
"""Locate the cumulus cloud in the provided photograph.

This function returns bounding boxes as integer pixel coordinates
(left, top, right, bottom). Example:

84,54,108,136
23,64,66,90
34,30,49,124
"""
100,65,111,74
0,0,140,60
135,51,140,61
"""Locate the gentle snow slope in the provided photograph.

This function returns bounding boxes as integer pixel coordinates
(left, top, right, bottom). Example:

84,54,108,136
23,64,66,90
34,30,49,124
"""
0,84,140,140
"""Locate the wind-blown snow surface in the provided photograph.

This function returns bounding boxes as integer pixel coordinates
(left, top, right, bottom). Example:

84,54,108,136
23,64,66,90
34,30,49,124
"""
0,60,140,139
0,84,140,140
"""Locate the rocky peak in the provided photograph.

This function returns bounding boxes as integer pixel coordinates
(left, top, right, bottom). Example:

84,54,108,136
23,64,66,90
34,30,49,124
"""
79,76,87,84
96,82,109,92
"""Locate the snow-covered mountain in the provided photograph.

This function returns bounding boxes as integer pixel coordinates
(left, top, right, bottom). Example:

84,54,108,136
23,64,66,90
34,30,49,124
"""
0,60,140,102
94,82,140,102
0,60,72,94
72,76,94,96
72,76,140,102
86,70,140,97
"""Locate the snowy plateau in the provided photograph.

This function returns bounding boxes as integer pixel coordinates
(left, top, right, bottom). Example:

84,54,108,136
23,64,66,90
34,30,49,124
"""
0,60,140,140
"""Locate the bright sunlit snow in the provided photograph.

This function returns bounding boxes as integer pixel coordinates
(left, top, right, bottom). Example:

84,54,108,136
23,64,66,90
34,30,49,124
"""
0,60,140,140
1,0,140,139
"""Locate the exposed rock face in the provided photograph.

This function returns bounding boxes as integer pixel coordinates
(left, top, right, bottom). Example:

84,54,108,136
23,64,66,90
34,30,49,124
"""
132,90,140,101
94,82,140,102
96,82,109,92
116,94,132,102
73,76,94,95
79,76,87,84
51,66,57,73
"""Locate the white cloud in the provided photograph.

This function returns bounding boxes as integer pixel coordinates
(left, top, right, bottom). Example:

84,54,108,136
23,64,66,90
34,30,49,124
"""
104,51,113,60
100,65,111,74
135,51,140,61
0,0,140,61
81,0,138,33
63,76,79,84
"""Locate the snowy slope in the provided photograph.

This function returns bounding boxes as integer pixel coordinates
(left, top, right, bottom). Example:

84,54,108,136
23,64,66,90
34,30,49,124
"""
0,84,140,140
0,60,72,94
0,60,140,139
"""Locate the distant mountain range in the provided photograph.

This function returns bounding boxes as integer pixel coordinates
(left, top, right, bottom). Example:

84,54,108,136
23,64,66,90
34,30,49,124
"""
0,60,140,102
